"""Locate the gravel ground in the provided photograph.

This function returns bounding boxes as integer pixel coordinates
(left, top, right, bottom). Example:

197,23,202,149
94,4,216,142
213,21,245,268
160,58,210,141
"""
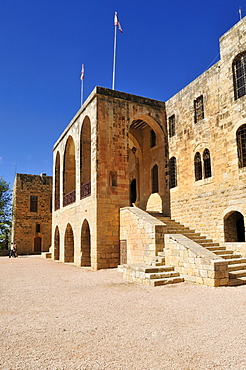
1,256,246,370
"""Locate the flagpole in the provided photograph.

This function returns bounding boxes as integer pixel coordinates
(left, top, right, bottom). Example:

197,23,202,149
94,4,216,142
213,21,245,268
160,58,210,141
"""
81,77,84,107
80,64,84,107
239,7,242,20
112,22,117,90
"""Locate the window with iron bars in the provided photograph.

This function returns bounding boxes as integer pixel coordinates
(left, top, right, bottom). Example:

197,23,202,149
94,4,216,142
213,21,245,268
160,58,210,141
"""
169,114,176,137
233,53,246,100
237,124,246,168
194,95,204,123
194,152,202,181
203,149,212,178
169,157,177,188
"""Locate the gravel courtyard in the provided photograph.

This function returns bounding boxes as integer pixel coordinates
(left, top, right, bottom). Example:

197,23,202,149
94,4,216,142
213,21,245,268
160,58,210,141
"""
1,256,246,370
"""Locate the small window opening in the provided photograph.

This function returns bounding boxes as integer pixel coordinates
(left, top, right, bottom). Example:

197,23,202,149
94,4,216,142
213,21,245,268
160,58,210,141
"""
237,124,246,168
150,129,156,148
30,196,38,212
152,164,159,193
194,95,204,123
203,149,212,178
169,157,177,189
194,152,202,181
109,171,117,187
169,115,175,137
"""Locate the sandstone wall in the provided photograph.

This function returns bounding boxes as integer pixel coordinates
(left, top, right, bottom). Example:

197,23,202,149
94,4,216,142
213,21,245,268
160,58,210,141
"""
11,174,52,254
166,18,246,243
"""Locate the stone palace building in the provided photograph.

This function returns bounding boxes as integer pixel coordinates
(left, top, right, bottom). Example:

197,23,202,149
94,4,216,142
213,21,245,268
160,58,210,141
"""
13,17,246,287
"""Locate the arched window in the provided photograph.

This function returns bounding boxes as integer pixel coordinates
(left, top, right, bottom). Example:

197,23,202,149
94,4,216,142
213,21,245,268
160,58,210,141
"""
203,149,212,178
55,152,60,210
151,164,158,193
63,136,76,206
80,116,91,199
237,124,246,168
233,52,246,100
194,152,202,181
169,157,177,189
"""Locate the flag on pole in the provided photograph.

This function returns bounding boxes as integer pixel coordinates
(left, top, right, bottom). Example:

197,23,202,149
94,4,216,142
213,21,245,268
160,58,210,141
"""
114,12,123,33
80,64,84,80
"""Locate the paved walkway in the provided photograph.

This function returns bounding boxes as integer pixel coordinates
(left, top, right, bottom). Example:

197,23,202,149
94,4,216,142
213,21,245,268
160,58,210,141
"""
1,256,246,369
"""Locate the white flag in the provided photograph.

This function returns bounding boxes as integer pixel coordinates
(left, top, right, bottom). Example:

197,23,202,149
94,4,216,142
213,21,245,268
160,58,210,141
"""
114,12,123,33
80,64,84,80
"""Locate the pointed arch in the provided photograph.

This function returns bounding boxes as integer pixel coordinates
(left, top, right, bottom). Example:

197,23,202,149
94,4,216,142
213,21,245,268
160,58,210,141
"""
81,219,91,266
80,116,91,199
54,226,60,260
55,152,60,210
63,136,76,206
203,148,212,178
194,152,202,181
64,223,74,263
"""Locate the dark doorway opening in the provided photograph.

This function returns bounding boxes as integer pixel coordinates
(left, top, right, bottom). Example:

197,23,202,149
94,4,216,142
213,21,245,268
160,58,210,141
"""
130,179,137,205
224,211,245,242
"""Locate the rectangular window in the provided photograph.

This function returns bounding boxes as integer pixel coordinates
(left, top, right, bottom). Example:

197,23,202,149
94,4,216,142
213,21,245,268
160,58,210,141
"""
194,95,204,123
169,115,175,137
30,196,38,212
150,129,156,147
36,224,41,233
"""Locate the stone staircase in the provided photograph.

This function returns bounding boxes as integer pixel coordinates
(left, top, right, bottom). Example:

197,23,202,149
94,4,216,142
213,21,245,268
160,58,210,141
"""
120,255,184,286
149,213,246,286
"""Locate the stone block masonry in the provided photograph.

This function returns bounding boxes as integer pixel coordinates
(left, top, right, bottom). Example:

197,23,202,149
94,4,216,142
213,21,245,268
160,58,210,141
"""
11,173,52,254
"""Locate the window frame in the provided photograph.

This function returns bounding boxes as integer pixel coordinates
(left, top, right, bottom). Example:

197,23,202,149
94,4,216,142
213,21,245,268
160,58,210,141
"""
233,52,246,100
30,195,38,212
194,95,204,123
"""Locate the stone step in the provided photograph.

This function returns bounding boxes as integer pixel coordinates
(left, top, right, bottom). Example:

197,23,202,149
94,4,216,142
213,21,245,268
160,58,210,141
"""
145,271,180,279
148,276,184,287
212,250,234,255
206,246,227,251
142,265,175,274
217,253,241,259
199,242,220,247
229,269,246,278
226,257,246,265
228,276,246,286
228,263,246,272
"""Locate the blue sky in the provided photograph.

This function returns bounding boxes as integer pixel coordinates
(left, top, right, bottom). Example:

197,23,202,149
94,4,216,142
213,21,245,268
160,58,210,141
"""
0,0,243,187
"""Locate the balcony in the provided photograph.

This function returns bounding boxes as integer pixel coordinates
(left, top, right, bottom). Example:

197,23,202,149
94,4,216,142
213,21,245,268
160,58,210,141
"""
81,181,91,199
63,190,76,206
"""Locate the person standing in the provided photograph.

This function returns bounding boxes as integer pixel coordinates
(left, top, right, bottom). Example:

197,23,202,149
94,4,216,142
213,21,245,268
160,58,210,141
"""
9,243,17,258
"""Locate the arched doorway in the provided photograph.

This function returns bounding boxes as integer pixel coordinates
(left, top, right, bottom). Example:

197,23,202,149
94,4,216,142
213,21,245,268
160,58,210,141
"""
224,211,245,242
128,115,166,212
54,226,60,260
64,224,74,263
81,220,91,266
34,236,42,253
